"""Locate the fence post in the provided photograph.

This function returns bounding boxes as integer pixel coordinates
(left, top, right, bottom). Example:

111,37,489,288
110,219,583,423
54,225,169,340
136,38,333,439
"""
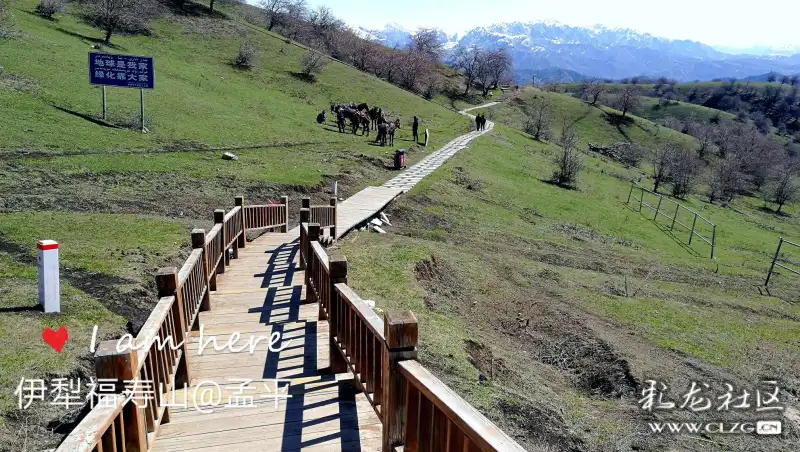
626,183,635,204
710,225,717,259
330,197,338,239
302,197,310,210
155,267,192,381
328,255,348,373
214,209,227,272
765,237,784,287
670,204,680,231
191,230,211,312
688,213,698,245
94,341,148,452
305,223,320,303
653,195,663,221
281,196,289,233
639,188,644,212
382,311,419,452
235,196,246,249
299,208,310,270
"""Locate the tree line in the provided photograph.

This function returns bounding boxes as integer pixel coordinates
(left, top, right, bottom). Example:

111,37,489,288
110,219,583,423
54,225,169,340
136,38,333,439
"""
537,82,799,213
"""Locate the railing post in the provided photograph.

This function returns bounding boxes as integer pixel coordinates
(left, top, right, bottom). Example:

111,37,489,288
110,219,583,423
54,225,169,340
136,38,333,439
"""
214,209,227,272
639,188,644,212
281,196,289,233
382,311,419,452
95,341,148,452
155,267,192,381
653,195,663,221
328,255,348,373
191,229,211,312
235,196,246,249
765,237,784,287
330,197,338,239
670,204,680,231
299,208,310,270
626,183,634,204
710,225,717,259
305,223,320,303
302,197,310,210
689,213,698,245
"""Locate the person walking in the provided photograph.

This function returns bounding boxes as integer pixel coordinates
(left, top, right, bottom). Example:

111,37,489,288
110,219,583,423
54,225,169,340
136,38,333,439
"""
412,115,419,143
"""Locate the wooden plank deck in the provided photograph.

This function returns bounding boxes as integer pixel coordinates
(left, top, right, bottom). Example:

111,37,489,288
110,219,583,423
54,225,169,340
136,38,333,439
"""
334,187,403,239
152,232,382,452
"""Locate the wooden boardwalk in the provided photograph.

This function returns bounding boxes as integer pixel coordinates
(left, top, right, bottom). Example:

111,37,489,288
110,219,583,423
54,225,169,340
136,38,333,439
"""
152,232,382,452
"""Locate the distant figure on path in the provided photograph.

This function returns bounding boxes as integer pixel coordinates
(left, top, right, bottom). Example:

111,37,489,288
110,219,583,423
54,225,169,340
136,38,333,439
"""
412,115,419,143
475,114,481,131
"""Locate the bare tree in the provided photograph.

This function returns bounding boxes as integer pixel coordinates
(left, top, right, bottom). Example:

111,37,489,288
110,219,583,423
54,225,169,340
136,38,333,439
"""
523,96,552,141
767,72,777,83
88,0,155,44
709,155,746,203
615,85,640,118
35,0,63,19
669,149,699,199
791,75,799,87
780,75,790,85
689,121,715,158
260,0,290,31
765,165,799,213
452,46,481,96
651,144,677,193
409,28,443,61
551,117,583,187
585,81,605,106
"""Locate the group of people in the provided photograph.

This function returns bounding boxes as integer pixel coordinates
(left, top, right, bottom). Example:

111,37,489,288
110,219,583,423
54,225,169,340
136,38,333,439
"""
475,113,488,131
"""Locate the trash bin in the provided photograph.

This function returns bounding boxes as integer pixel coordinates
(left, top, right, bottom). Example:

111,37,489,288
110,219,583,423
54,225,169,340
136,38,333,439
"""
394,149,406,170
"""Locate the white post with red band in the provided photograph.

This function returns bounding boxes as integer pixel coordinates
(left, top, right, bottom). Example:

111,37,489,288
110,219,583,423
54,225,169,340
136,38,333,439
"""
37,240,60,313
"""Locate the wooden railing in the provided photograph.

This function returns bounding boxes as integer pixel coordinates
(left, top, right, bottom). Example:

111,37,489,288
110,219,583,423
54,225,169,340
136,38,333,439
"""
56,195,289,452
303,196,337,238
765,237,800,287
244,195,288,232
300,216,526,451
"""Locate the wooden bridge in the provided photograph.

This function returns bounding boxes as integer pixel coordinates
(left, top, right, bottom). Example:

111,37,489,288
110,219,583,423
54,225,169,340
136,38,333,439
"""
56,192,526,452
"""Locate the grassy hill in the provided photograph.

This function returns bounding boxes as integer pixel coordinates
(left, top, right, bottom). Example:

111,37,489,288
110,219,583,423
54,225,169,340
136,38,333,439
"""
0,1,472,448
340,92,800,450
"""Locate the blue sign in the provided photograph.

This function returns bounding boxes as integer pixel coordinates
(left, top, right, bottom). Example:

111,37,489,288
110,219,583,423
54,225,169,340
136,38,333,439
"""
89,52,154,89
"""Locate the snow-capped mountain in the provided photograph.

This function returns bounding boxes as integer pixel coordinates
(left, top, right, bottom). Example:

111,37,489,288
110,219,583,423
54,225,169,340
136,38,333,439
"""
362,21,800,83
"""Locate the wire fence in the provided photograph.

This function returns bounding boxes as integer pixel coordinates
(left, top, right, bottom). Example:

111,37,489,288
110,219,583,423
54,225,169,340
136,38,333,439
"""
626,182,717,259
764,237,800,287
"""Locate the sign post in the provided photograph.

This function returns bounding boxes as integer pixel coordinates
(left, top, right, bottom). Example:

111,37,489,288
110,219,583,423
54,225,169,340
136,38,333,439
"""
89,52,154,132
37,240,60,313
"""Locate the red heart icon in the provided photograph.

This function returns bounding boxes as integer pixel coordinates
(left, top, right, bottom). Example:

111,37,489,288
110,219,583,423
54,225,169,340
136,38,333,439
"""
42,326,68,353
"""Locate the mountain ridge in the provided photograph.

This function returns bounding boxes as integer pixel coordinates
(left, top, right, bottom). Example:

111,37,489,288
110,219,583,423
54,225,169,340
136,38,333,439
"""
362,21,800,83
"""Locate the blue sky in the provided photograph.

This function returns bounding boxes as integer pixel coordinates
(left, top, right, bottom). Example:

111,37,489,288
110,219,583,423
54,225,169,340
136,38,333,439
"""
299,0,799,48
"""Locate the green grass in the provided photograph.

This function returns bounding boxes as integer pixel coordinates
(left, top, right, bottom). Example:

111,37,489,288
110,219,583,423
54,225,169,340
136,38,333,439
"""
634,97,737,124
478,88,698,151
0,212,187,423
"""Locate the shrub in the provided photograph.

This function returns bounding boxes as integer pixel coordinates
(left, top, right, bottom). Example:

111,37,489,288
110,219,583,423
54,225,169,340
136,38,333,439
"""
233,41,259,69
35,0,63,19
551,118,583,187
300,50,328,80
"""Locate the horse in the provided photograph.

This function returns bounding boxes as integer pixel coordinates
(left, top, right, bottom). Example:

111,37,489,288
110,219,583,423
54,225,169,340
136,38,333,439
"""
376,122,388,146
369,107,381,130
357,103,369,113
386,122,396,146
359,112,371,136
